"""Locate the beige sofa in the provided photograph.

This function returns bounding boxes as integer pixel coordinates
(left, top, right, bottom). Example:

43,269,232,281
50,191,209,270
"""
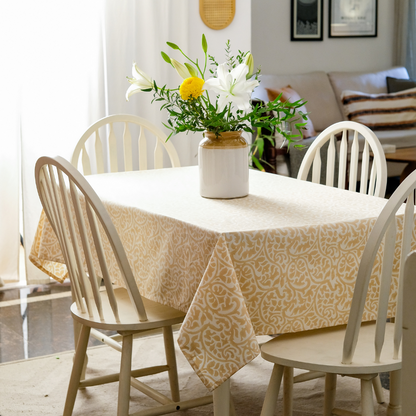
252,66,415,177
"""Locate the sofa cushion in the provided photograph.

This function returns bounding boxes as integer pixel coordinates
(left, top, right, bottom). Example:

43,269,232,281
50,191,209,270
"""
387,76,416,93
328,67,410,116
266,86,317,139
341,87,416,130
252,71,343,132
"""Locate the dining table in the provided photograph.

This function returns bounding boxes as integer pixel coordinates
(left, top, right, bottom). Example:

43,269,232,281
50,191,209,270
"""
30,165,405,415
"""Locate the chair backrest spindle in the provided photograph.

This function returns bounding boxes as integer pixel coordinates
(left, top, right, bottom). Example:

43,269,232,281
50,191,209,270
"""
325,134,336,186
123,122,133,172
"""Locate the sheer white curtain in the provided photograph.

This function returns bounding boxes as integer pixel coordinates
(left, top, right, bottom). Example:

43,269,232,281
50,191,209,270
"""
2,0,190,284
0,1,27,283
395,0,416,78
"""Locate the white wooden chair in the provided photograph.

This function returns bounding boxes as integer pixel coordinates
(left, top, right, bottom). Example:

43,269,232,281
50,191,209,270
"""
35,156,212,416
292,120,388,405
71,114,181,175
260,168,416,416
297,121,387,198
71,114,181,362
402,251,416,415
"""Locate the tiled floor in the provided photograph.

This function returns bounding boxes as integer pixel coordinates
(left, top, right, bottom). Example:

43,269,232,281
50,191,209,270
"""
0,281,111,363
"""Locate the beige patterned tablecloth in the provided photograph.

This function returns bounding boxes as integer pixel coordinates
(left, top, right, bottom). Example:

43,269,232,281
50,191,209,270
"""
30,166,409,391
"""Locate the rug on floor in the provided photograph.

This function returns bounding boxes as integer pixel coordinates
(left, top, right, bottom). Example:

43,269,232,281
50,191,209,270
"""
0,333,390,415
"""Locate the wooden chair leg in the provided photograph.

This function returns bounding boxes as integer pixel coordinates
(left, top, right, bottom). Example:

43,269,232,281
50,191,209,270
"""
162,326,180,402
324,373,337,416
213,378,230,416
117,334,133,416
229,392,236,416
372,374,385,404
283,367,293,416
361,378,375,416
260,364,284,416
64,324,91,416
387,369,402,416
72,316,88,381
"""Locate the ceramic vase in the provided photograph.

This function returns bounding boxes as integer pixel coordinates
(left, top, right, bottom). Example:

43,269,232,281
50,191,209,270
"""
198,130,249,199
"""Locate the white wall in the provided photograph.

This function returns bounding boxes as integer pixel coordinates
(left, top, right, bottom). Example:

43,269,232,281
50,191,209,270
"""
252,0,395,75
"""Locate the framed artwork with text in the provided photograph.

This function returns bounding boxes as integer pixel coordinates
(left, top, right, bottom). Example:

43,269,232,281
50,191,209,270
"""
329,0,377,38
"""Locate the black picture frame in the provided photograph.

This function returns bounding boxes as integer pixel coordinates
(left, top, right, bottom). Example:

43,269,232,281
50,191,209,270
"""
291,0,324,42
329,0,378,38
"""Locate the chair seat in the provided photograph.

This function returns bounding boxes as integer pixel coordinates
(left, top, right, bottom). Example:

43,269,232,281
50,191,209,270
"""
71,287,185,332
261,322,401,375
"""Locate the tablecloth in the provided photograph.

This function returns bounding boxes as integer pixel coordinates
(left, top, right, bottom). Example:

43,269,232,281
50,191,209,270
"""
30,166,409,390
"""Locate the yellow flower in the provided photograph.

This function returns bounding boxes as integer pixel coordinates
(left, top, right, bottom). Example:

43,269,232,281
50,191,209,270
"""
179,77,205,100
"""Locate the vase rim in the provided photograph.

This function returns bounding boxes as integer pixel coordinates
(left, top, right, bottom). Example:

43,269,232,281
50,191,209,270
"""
204,130,243,138
201,130,247,149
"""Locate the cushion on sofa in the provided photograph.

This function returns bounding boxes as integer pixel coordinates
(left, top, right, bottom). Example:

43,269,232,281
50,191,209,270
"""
252,71,343,132
341,87,416,130
328,67,410,117
266,86,317,139
387,76,416,93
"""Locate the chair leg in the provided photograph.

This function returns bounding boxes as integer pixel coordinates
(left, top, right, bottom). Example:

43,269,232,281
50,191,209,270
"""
72,314,88,381
372,374,385,404
324,373,337,416
162,326,180,402
63,324,91,416
229,392,236,416
361,378,375,416
387,369,402,416
260,364,284,416
118,334,133,416
283,367,293,416
213,378,230,416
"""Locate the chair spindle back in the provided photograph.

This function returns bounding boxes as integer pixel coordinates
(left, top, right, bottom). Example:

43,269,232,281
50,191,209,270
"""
35,156,148,323
71,114,181,175
298,121,387,198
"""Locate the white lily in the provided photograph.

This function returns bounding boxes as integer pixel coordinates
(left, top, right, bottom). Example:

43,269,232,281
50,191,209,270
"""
203,63,259,112
125,63,153,101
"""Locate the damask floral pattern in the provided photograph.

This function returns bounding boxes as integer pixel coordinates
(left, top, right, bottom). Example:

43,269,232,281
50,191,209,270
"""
30,167,410,390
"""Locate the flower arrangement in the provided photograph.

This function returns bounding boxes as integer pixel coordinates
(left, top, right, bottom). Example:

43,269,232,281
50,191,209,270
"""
126,35,308,169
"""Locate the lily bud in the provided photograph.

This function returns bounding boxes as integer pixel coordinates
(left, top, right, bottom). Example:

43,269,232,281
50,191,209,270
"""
167,41,180,50
171,59,192,79
202,34,208,53
245,53,254,79
185,63,198,78
161,52,171,64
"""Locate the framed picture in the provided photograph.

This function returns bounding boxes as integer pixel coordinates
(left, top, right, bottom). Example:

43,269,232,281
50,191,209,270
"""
291,0,323,41
329,0,377,38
